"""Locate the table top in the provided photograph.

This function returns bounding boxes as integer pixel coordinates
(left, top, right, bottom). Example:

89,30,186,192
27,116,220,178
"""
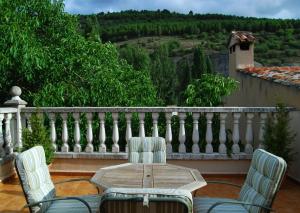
91,163,207,192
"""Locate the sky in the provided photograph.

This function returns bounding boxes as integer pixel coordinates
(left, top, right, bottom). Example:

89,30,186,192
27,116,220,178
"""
64,0,300,19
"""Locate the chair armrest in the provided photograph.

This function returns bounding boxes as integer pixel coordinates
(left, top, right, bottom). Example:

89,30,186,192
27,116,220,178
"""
207,200,274,213
54,178,100,194
23,196,92,213
206,181,242,188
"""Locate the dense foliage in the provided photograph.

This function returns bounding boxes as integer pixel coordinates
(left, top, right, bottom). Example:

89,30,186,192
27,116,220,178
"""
80,10,300,66
22,113,54,164
80,10,300,42
0,0,159,106
185,74,238,106
263,104,296,164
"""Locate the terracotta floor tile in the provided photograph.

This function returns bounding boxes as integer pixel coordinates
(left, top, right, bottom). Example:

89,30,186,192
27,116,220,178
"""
0,174,299,212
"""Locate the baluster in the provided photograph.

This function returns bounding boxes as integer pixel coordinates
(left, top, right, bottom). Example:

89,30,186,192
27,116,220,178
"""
192,113,200,154
98,113,106,153
85,113,93,153
178,112,186,153
4,113,13,155
125,113,132,153
138,113,145,137
48,113,57,151
0,114,5,157
61,113,69,152
205,113,214,154
165,112,173,154
25,113,32,132
73,113,81,152
232,113,241,154
112,113,119,153
258,113,268,149
219,113,227,154
245,113,254,154
152,113,159,137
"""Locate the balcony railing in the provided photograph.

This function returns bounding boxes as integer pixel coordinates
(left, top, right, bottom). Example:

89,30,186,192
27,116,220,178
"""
18,107,280,159
0,87,296,161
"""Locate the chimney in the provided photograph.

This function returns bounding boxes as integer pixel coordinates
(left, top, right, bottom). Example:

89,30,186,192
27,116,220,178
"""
228,31,255,74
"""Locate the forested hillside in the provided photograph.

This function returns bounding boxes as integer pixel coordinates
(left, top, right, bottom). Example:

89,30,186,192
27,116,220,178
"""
79,10,300,66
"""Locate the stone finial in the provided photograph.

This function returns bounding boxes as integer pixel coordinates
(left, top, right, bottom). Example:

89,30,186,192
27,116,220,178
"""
4,86,27,106
10,86,22,100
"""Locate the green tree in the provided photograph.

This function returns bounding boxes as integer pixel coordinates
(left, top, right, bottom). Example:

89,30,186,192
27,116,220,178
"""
185,74,238,106
118,44,151,72
176,58,191,104
150,44,177,105
191,46,207,78
0,0,158,107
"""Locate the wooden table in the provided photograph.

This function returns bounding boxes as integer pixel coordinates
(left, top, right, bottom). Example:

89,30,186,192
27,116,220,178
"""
91,163,207,192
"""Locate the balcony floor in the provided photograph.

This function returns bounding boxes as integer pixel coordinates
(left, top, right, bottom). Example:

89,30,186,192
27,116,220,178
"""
0,174,299,212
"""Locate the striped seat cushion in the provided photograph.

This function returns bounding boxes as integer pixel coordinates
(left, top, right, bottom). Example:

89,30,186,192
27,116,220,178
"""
100,188,193,213
193,197,248,212
239,149,287,213
15,146,55,213
47,195,101,213
128,137,166,163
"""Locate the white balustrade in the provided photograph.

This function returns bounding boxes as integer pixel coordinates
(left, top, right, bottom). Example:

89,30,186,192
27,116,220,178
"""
138,113,145,137
192,113,200,153
125,113,132,153
48,113,57,151
218,113,227,154
232,113,241,154
61,113,69,152
112,112,119,153
4,113,13,155
178,112,186,153
98,113,106,153
165,112,173,153
205,113,213,154
2,86,286,158
245,113,254,154
0,114,5,157
73,113,81,152
16,107,282,157
85,113,94,153
258,113,268,148
152,113,159,137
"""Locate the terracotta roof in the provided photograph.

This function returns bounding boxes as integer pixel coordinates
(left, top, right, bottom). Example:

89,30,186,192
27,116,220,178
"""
239,67,300,89
228,31,256,47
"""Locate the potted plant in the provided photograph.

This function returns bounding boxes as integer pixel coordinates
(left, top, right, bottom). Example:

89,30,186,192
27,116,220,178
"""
263,103,296,166
22,113,54,165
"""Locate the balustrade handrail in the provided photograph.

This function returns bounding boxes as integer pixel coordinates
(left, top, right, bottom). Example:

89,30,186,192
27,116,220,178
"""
21,106,295,113
0,108,18,113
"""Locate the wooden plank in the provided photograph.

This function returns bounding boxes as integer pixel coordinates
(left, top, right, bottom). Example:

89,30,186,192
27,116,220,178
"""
142,164,153,188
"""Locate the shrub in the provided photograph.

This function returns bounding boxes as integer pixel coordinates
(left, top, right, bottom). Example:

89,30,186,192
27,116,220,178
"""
263,104,296,164
22,113,54,165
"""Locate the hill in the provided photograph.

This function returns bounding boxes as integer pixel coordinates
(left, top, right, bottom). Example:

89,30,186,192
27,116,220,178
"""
78,10,300,66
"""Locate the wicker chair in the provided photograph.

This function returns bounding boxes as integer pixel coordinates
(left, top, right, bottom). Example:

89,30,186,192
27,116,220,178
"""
99,188,193,213
15,146,101,213
193,149,287,213
128,137,166,163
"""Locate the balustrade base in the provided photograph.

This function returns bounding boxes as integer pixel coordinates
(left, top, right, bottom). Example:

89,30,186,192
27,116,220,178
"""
54,152,252,160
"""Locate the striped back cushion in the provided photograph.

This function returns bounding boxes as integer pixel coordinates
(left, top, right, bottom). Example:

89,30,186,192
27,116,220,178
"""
239,149,287,213
15,146,55,213
100,188,193,213
128,137,166,163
